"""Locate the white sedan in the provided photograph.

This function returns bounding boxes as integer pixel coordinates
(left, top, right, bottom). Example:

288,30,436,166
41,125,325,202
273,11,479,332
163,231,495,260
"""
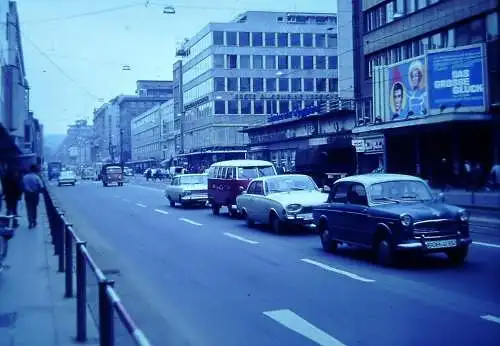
58,171,77,186
165,174,208,207
236,174,329,233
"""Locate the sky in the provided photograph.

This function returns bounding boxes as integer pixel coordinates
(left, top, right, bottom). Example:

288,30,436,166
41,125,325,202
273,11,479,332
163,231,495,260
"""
18,0,337,135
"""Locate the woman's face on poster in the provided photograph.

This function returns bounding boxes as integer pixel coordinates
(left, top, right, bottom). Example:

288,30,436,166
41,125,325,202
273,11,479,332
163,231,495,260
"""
410,68,422,89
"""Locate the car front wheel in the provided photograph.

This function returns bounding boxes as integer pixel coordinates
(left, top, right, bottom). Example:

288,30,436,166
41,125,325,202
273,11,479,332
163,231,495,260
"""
376,237,397,267
270,214,284,234
242,210,254,227
168,197,175,207
446,247,468,265
211,203,220,215
319,224,337,253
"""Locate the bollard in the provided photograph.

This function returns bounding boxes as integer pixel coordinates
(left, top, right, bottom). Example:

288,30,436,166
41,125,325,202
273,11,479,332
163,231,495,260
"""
99,279,115,346
76,241,87,342
64,225,73,298
57,215,65,273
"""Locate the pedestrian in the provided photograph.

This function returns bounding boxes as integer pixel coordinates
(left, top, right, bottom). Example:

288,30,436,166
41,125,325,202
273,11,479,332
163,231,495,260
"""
1,165,23,225
22,164,45,229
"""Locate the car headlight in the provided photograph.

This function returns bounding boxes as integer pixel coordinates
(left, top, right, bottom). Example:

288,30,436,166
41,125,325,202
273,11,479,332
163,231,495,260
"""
459,209,470,222
286,204,302,213
400,213,413,227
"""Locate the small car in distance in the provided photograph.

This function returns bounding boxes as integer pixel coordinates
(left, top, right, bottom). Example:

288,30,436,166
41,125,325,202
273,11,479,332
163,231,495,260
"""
313,174,472,266
237,174,329,233
101,164,124,187
165,173,208,207
58,171,77,186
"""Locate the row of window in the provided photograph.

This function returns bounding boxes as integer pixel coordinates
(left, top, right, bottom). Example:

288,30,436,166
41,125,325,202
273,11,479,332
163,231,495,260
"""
366,12,499,78
184,78,213,104
365,0,441,33
131,113,159,130
212,31,337,49
214,77,338,93
213,99,320,115
133,142,162,156
184,55,212,85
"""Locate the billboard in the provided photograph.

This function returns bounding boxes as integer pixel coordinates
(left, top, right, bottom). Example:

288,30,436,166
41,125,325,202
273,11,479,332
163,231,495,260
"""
426,44,486,113
386,56,428,122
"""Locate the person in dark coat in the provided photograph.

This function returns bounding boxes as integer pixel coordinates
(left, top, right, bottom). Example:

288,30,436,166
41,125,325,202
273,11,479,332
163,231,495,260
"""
1,166,23,218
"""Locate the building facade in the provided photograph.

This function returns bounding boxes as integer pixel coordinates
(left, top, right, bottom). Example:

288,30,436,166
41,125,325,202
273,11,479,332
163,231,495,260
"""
54,120,93,166
92,100,120,163
173,60,184,154
177,11,339,166
160,99,176,162
349,0,500,182
131,103,163,161
136,80,174,98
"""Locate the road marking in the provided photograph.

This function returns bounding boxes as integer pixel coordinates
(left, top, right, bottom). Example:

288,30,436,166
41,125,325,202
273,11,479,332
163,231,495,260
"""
223,232,259,244
179,218,203,226
136,203,147,208
263,309,345,346
301,258,375,283
128,184,163,192
473,241,500,249
481,314,500,324
154,209,169,215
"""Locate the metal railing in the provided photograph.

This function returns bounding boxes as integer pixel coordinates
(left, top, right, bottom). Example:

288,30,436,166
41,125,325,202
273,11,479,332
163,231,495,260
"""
42,189,151,346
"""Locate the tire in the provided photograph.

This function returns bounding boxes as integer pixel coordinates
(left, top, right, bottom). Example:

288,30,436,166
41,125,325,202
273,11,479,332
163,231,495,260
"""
242,210,255,228
375,236,397,267
319,222,338,253
211,203,220,215
270,213,284,234
229,208,239,218
0,236,7,264
446,247,468,265
168,197,175,207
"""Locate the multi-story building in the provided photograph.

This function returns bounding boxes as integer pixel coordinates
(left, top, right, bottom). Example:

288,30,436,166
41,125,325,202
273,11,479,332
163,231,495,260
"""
54,120,93,166
349,0,499,183
160,99,176,162
136,80,173,98
172,60,184,155
92,100,120,163
176,11,339,167
130,103,163,162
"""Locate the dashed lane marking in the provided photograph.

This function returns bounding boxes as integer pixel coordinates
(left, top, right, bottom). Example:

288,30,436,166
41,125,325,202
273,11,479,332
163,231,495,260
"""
473,241,500,249
223,232,259,244
179,218,203,226
154,209,169,215
481,314,500,324
301,258,375,283
136,203,147,208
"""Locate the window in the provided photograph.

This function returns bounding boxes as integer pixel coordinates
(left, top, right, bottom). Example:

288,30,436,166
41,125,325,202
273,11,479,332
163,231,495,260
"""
240,55,250,68
328,56,338,69
328,183,349,203
303,33,313,47
247,181,256,194
327,34,337,48
266,78,276,91
303,56,313,69
278,55,288,69
291,78,301,92
227,32,237,45
253,181,264,195
328,78,338,92
316,78,327,92
214,77,225,91
227,77,238,91
315,34,326,48
227,55,237,68
228,100,238,114
241,100,251,114
278,33,288,47
290,33,301,47
253,78,264,92
278,78,289,92
456,18,486,46
214,100,225,114
406,0,416,14
291,56,301,69
265,32,276,47
348,184,368,206
240,78,251,92
279,100,290,113
266,100,277,114
304,78,314,91
214,54,225,68
213,31,224,45
416,0,427,10
316,56,326,69
265,55,276,69
253,55,263,69
291,100,302,110
239,32,250,46
487,12,499,41
252,32,263,46
254,100,264,114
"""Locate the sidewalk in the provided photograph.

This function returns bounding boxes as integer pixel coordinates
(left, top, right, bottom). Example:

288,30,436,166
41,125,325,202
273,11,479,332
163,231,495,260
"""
0,201,97,345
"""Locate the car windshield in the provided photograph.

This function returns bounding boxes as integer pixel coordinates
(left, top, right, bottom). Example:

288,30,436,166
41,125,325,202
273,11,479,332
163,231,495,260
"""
179,175,207,185
266,176,318,193
106,167,122,173
369,180,433,203
238,166,276,179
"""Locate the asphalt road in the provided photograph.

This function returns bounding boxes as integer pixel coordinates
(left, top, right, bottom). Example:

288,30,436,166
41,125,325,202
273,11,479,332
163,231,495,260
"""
50,178,500,346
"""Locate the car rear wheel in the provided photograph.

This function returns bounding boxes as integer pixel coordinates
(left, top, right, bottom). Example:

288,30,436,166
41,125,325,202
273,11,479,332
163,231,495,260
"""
446,247,468,265
319,224,338,253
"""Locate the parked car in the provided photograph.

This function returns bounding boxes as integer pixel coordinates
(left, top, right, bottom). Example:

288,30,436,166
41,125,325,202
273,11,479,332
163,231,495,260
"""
123,167,134,176
313,174,472,266
208,160,277,217
101,164,124,187
58,170,77,186
165,173,208,207
237,174,329,233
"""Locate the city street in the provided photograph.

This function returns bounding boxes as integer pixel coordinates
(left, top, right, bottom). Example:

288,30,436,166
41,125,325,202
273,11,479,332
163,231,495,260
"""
50,179,500,346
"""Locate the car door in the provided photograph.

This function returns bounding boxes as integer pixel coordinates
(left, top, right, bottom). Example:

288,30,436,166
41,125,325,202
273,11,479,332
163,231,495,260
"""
169,177,180,200
241,181,256,218
251,181,267,223
343,183,371,246
325,182,351,240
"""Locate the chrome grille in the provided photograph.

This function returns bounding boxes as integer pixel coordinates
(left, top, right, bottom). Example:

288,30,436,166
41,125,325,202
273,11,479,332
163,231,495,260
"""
189,190,207,195
413,219,459,236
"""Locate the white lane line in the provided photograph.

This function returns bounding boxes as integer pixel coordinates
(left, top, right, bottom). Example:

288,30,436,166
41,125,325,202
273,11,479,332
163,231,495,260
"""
223,232,259,244
263,309,346,346
179,218,203,226
301,258,375,283
154,209,169,215
481,314,500,324
136,203,147,208
473,241,500,249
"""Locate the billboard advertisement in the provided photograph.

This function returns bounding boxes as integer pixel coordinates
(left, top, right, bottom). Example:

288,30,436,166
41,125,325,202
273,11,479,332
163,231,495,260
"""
386,56,428,122
426,44,486,113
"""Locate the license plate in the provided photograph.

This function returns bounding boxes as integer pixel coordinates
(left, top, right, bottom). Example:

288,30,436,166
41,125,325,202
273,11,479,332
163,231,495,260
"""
299,213,313,220
425,239,457,249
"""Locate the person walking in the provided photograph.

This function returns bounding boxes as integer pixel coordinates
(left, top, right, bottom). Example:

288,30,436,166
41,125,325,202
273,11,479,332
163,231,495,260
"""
22,164,44,229
1,166,23,224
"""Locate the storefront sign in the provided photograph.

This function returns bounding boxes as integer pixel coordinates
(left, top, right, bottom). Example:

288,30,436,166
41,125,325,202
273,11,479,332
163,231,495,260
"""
235,93,336,101
364,137,384,153
351,139,366,153
267,104,322,123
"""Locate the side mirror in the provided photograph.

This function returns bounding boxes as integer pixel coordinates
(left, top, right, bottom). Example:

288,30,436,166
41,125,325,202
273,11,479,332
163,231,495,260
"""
436,192,445,203
321,185,331,193
239,186,246,194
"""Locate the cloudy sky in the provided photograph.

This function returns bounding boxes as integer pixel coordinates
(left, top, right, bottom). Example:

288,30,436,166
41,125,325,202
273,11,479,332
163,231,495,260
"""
18,0,337,135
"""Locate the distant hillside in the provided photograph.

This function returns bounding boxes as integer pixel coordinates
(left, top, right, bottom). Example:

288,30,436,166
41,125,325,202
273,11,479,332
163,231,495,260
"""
44,134,66,150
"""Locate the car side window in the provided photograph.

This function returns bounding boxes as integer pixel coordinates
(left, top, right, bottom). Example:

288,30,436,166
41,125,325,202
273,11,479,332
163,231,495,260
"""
253,181,264,195
347,184,368,206
226,167,235,179
247,182,256,194
328,183,349,203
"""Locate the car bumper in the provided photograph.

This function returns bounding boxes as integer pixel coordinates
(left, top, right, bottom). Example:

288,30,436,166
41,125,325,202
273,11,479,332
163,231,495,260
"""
285,213,316,228
181,195,208,203
396,236,472,252
58,180,76,184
